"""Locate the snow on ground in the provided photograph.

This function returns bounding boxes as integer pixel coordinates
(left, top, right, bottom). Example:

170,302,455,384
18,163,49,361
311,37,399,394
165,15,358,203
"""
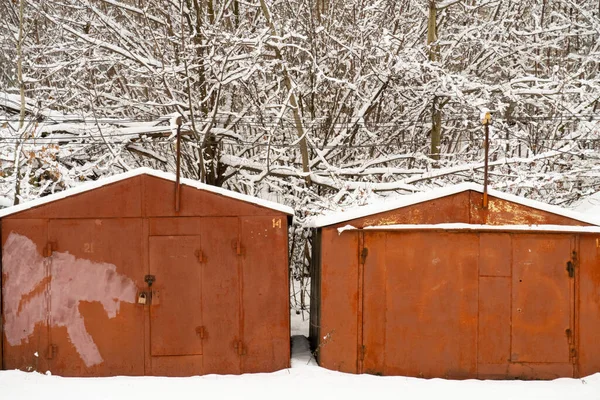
290,278,310,337
1,336,599,400
291,308,310,337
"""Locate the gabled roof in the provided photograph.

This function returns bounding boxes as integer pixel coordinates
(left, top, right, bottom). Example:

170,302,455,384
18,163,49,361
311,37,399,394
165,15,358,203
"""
307,182,600,228
0,167,294,218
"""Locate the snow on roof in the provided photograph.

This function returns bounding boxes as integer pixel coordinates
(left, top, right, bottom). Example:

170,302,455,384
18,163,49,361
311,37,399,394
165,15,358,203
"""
572,191,600,216
337,223,600,234
0,168,294,218
308,182,600,228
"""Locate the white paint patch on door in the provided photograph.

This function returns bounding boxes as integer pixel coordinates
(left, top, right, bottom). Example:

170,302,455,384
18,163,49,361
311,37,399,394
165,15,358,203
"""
3,232,137,367
3,232,48,346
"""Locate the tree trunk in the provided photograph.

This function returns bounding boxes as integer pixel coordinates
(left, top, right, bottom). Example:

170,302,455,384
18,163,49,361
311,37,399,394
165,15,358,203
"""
17,0,25,129
430,96,442,160
427,0,442,161
259,0,312,185
14,0,26,205
427,0,439,63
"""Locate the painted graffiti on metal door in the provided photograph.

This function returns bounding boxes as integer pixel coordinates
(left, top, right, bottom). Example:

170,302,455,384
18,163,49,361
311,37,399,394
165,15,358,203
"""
47,219,145,376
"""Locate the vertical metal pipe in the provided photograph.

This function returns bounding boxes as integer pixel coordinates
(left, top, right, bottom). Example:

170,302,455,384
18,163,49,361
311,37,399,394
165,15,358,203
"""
357,231,366,374
483,115,490,209
175,116,182,212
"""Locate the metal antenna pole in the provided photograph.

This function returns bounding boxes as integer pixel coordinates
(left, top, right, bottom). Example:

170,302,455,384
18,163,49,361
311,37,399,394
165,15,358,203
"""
175,115,182,212
482,112,491,209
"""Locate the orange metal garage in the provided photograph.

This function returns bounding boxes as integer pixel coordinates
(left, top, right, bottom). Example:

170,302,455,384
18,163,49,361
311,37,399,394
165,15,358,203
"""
309,183,600,379
0,168,292,377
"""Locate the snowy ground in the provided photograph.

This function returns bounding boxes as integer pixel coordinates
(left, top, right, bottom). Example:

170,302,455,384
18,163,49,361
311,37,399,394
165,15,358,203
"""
1,333,599,400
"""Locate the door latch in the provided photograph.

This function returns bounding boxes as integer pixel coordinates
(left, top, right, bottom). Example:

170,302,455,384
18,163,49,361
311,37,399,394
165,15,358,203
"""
566,261,574,278
145,275,156,287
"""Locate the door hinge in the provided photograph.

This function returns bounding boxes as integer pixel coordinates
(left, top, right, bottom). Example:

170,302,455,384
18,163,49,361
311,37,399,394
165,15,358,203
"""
195,326,206,339
566,261,574,278
566,328,577,363
234,239,243,256
567,251,578,278
44,242,54,257
358,345,366,361
195,249,205,263
234,340,246,356
47,344,57,359
571,347,578,362
360,247,369,264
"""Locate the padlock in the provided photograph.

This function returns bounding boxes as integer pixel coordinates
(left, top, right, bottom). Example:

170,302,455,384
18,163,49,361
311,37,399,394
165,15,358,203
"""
137,292,147,305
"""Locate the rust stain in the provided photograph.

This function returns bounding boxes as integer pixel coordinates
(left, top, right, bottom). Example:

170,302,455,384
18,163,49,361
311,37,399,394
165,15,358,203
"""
487,199,547,225
17,275,51,314
364,217,396,226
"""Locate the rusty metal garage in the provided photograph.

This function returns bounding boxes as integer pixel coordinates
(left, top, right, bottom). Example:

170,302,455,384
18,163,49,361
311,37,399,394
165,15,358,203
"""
0,168,293,377
309,183,600,380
